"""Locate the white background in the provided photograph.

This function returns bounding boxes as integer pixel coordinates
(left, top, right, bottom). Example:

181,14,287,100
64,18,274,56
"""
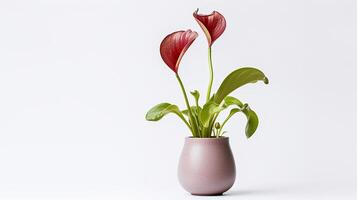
1,0,357,199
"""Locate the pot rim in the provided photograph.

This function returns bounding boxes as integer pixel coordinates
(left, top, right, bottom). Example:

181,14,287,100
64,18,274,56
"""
184,136,229,144
186,136,229,140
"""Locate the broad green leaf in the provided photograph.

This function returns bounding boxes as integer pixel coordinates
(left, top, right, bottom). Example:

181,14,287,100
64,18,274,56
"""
242,106,259,138
199,101,225,127
214,67,269,104
224,96,244,108
145,103,182,121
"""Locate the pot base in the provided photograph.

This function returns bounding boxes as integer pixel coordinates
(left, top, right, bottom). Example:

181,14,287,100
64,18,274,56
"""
191,193,223,196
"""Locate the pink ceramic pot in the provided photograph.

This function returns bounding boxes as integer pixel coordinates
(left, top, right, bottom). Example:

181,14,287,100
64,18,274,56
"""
178,137,236,195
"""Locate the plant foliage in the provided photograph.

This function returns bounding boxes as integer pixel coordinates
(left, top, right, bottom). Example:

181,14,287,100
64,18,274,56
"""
146,10,269,138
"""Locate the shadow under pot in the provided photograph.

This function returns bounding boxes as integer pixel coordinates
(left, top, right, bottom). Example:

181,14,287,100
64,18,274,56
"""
178,136,236,195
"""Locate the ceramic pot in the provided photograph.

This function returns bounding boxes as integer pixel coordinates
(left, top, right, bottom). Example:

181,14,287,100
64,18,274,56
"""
178,137,236,195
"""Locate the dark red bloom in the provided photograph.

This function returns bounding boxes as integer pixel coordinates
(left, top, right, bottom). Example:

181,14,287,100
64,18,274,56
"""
193,9,226,47
160,30,198,73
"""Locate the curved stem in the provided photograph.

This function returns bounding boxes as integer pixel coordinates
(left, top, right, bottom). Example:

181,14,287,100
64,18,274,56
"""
176,74,192,117
209,114,218,137
176,74,199,136
206,47,214,102
195,98,199,108
175,113,192,132
218,111,239,136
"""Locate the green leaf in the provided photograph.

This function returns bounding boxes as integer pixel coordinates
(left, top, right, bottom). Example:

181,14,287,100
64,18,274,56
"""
199,101,225,127
181,109,189,116
220,108,241,131
214,67,269,104
242,106,259,138
145,103,182,121
224,96,244,108
228,108,241,118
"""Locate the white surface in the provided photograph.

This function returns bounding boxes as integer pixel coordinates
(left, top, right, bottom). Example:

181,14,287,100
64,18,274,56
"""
1,0,357,199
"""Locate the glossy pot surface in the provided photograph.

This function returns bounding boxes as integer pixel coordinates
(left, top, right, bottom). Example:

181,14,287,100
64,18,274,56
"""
178,137,236,195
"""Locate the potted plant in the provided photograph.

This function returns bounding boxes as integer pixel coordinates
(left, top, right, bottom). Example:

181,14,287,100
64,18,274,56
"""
145,9,269,195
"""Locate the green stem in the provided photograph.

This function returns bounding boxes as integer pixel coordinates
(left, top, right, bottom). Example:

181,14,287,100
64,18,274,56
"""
218,111,237,136
176,74,199,137
176,113,192,132
176,74,192,118
209,115,218,137
206,47,214,102
195,98,199,108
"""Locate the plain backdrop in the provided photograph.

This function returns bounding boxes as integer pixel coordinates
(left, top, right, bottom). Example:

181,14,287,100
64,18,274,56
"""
1,0,357,199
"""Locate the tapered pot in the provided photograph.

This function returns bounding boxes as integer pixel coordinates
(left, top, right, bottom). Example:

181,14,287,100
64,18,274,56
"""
178,137,236,195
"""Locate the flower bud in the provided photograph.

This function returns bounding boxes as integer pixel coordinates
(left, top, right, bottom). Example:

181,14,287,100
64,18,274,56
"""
215,122,221,129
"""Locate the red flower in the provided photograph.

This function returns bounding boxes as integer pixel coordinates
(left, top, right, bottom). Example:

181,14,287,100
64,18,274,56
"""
160,30,198,73
193,9,226,47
